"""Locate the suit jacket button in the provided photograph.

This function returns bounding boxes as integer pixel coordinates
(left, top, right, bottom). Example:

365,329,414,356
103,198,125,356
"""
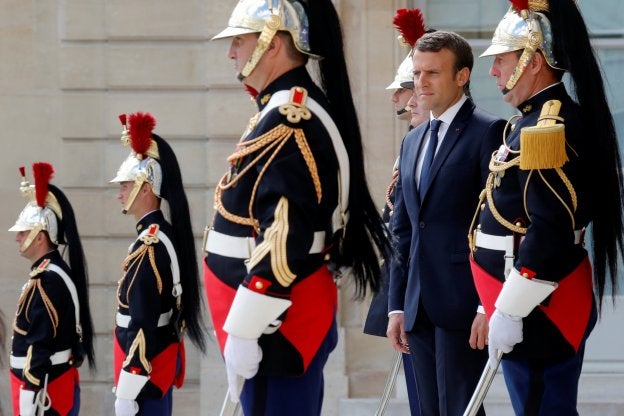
419,221,425,229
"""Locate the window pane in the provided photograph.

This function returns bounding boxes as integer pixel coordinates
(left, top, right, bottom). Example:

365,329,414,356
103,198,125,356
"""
597,48,624,136
578,1,624,35
426,1,508,33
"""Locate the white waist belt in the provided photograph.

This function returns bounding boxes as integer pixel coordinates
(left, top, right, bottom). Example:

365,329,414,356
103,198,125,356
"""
116,310,172,329
474,229,583,251
205,229,326,259
474,229,584,276
11,348,71,369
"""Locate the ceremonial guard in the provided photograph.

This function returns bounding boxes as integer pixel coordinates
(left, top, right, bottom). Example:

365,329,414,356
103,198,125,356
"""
470,0,624,413
204,0,390,414
9,163,95,416
110,112,206,416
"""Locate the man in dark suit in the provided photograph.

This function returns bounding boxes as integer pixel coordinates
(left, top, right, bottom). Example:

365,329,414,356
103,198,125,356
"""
363,9,428,415
387,30,505,415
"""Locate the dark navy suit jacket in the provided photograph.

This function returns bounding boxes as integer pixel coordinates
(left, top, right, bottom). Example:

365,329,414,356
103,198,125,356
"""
389,98,505,332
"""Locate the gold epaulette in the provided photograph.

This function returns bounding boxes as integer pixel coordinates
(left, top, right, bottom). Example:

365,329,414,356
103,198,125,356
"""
29,258,51,277
139,224,160,245
278,86,312,124
519,100,569,170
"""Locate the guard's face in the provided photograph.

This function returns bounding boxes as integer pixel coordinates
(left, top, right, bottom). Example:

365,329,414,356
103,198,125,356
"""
15,230,29,251
391,88,413,121
117,181,134,208
489,50,525,107
15,230,36,258
413,48,467,118
228,33,259,75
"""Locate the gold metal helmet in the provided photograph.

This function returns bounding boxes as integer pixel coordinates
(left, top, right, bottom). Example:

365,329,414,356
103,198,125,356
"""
481,0,562,93
211,0,317,80
9,163,63,252
110,113,162,214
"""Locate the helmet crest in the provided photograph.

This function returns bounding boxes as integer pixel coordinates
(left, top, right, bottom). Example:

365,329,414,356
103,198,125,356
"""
393,8,425,49
33,162,54,209
128,112,156,159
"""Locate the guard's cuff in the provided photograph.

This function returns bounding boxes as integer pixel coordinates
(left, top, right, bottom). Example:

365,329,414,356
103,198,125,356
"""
115,370,149,400
495,268,557,317
224,285,292,339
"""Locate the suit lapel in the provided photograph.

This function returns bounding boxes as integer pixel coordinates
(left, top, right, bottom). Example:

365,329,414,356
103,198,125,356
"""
420,99,476,201
398,126,427,208
410,129,427,186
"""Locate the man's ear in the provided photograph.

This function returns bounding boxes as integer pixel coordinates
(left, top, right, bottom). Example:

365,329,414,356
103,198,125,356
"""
141,182,151,194
34,230,47,246
456,67,470,87
267,34,281,56
529,51,545,74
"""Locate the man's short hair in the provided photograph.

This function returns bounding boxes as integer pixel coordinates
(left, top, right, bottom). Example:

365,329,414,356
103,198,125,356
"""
416,31,473,75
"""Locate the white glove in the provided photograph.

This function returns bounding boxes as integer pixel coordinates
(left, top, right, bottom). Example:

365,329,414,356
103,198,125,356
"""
488,309,523,369
114,397,139,416
19,389,36,416
224,334,262,402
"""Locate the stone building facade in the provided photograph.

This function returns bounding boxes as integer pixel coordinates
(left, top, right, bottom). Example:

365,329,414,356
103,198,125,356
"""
0,1,622,415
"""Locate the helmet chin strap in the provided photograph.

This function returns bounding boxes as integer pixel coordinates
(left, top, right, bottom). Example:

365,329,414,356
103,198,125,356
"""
502,47,537,95
237,14,282,81
396,105,412,116
122,178,146,214
20,224,44,252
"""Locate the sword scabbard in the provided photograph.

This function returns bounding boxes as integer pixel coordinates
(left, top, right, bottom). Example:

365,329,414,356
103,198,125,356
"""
463,350,503,416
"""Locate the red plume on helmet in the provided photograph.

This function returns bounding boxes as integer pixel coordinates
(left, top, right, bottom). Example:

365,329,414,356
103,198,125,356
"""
509,0,549,13
510,0,530,12
392,8,426,49
127,112,156,158
32,162,54,209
